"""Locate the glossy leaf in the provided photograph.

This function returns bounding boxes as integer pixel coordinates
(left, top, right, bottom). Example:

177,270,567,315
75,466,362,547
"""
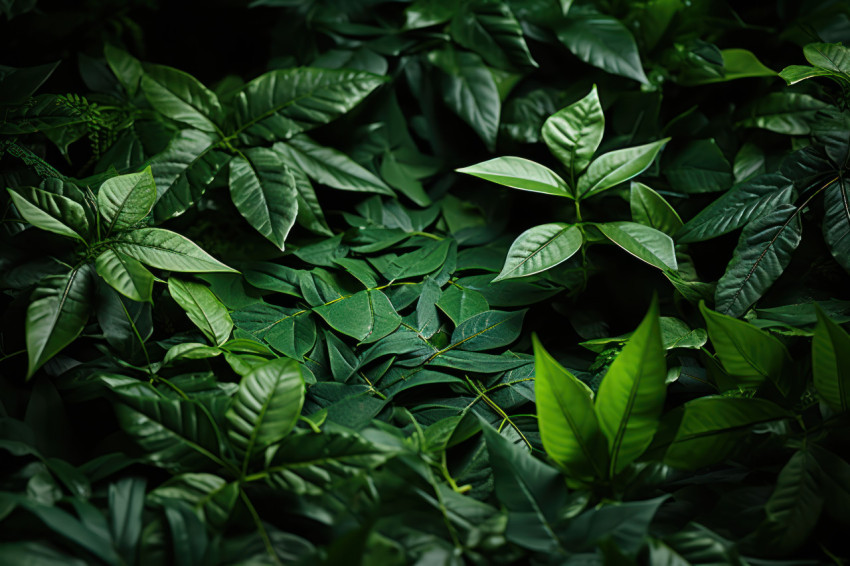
229,147,298,250
594,298,666,476
739,93,829,135
450,0,537,71
111,228,237,273
226,358,305,465
436,285,490,325
812,307,850,412
803,42,850,76
314,289,401,343
141,64,224,132
25,265,93,379
8,186,89,241
450,309,526,351
664,139,733,194
495,223,583,281
598,222,678,271
168,278,233,346
95,249,154,302
823,177,850,274
457,156,571,198
577,138,670,199
542,86,604,179
629,182,683,235
97,166,156,234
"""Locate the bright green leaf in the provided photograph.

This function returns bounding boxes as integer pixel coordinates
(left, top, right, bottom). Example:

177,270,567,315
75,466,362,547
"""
168,278,233,346
95,249,154,302
577,139,669,199
542,86,604,179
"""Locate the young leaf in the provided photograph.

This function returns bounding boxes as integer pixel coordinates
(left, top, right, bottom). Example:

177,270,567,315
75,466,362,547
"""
97,166,156,234
450,309,526,352
714,204,802,317
225,358,305,465
699,302,791,393
598,222,678,271
141,64,224,132
629,182,683,236
665,397,790,469
168,279,233,346
812,307,850,412
26,265,93,379
457,156,571,198
111,228,238,273
7,186,89,241
314,289,401,343
577,139,670,199
229,147,298,250
95,249,154,302
533,335,606,480
495,223,583,281
595,298,666,476
542,86,604,179
822,177,850,274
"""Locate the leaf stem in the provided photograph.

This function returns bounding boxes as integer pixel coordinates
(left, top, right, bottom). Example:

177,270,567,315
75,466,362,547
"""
239,489,283,566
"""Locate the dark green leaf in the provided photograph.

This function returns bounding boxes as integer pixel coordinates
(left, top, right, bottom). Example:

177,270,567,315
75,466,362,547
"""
97,167,156,234
496,223,583,281
141,64,224,132
8,186,89,241
168,278,233,346
664,139,733,194
450,309,526,351
812,307,850,412
95,249,154,302
314,289,401,343
111,228,238,273
823,177,850,274
450,0,537,71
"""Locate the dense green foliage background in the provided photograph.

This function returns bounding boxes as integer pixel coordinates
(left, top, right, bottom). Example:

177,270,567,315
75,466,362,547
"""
2,0,850,564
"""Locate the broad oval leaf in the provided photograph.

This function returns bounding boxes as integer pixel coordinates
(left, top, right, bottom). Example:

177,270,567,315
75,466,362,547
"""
141,65,224,132
314,289,401,343
542,86,604,179
577,138,669,199
111,228,238,273
812,308,850,412
823,177,850,274
629,182,683,236
97,166,156,234
595,298,666,476
450,309,526,351
168,278,233,346
229,147,298,250
95,249,154,302
533,335,606,480
665,397,790,469
233,67,387,144
8,186,89,241
225,358,305,464
25,265,93,379
457,156,571,198
495,223,583,281
715,204,802,317
598,221,678,271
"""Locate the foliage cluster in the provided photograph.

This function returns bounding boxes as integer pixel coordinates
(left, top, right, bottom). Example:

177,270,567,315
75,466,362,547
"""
2,0,850,564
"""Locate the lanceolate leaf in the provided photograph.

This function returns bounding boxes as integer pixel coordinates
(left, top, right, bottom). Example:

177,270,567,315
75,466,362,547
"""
495,223,583,281
168,278,233,346
450,309,526,351
449,0,537,71
542,86,604,180
457,156,571,198
665,397,791,469
97,166,156,234
141,65,224,132
233,67,387,143
95,249,154,302
111,228,238,273
812,307,850,412
225,358,305,465
598,222,678,271
229,147,299,250
8,186,89,241
629,182,683,236
25,265,93,379
533,335,606,480
822,177,850,274
595,298,666,476
714,204,802,317
577,139,670,199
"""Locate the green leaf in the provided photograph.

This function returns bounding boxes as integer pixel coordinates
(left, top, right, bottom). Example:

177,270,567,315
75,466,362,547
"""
109,477,146,563
598,222,678,271
26,265,93,379
714,204,802,317
779,65,840,86
429,48,501,151
436,285,490,325
225,358,305,465
629,182,683,235
229,147,298,250
233,67,387,143
457,156,571,198
168,278,233,346
699,302,791,392
676,174,793,243
232,304,317,361
7,186,89,241
95,249,154,302
141,64,224,132
450,309,526,351
273,135,393,195
104,44,143,96
739,93,829,135
533,335,606,480
594,298,666,476
823,177,850,274
541,86,604,179
665,396,790,469
679,48,775,85
664,139,733,194
449,0,537,71
804,42,850,76
111,228,237,273
577,139,670,199
150,129,232,222
314,289,401,343
97,166,156,234
812,307,850,412
495,223,583,281
556,9,648,84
